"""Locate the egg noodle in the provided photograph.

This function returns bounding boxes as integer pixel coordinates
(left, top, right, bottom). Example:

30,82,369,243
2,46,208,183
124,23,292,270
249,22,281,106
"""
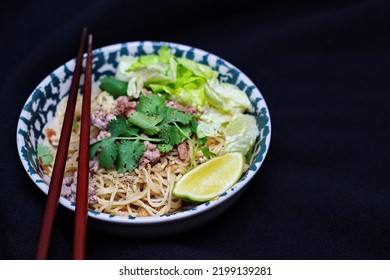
44,91,225,217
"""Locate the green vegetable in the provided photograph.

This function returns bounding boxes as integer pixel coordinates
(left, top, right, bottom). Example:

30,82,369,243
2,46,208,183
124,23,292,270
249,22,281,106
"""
198,137,207,145
107,116,140,137
159,123,191,146
185,136,216,169
224,114,259,155
148,61,210,107
136,93,167,116
127,68,174,99
156,143,173,153
98,138,119,170
37,143,53,166
201,146,216,159
196,122,222,138
128,112,163,135
113,46,176,99
176,57,218,80
89,132,151,173
196,108,232,138
115,56,137,81
72,120,79,130
90,93,196,172
96,46,260,171
134,93,194,146
116,140,146,173
160,86,207,108
205,79,253,113
105,46,254,114
164,108,193,124
99,76,128,98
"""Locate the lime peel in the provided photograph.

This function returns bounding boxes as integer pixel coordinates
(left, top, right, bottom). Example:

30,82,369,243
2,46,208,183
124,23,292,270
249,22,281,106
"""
173,152,244,202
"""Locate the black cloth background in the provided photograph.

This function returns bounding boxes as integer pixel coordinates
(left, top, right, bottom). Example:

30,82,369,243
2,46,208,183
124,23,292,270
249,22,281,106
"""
1,0,389,260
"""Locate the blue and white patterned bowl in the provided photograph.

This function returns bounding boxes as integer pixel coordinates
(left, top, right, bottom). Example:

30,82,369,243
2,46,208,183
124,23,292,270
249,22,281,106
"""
16,41,271,236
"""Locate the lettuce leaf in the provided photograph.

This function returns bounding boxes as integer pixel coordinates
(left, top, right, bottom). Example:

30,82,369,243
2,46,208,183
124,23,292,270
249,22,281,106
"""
205,79,253,113
115,56,138,81
176,57,218,80
114,46,177,99
126,68,174,99
109,46,253,114
224,114,259,155
196,108,232,138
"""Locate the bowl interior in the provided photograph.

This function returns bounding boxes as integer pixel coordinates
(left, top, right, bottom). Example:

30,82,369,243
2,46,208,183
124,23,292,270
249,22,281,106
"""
17,41,271,225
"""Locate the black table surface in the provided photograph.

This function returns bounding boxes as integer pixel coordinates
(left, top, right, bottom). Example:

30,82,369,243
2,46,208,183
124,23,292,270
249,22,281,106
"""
1,0,389,260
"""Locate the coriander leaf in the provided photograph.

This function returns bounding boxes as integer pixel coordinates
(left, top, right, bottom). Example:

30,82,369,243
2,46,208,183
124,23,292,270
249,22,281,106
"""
37,143,53,165
108,115,139,137
198,137,207,145
116,140,146,173
201,146,216,159
156,143,173,153
190,118,198,135
164,108,192,124
158,123,192,146
89,142,102,160
97,138,118,170
89,137,113,159
173,122,192,141
163,124,180,145
128,112,163,135
158,123,183,146
136,93,166,116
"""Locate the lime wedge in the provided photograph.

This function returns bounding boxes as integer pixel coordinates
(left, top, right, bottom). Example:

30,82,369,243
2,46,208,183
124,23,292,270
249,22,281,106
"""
173,152,244,202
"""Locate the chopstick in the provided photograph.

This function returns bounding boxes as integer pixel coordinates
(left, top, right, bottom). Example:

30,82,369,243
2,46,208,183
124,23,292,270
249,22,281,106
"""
73,33,93,260
35,28,90,260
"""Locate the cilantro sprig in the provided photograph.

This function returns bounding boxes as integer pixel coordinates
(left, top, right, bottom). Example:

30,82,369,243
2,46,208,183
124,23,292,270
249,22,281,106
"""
37,143,53,166
90,93,197,173
198,137,216,159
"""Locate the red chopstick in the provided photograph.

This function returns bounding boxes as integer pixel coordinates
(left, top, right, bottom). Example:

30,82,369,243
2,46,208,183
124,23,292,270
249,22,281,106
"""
73,34,93,260
35,28,88,260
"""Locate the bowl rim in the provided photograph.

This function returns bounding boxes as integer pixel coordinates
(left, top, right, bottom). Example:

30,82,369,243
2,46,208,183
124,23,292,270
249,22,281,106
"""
16,40,271,225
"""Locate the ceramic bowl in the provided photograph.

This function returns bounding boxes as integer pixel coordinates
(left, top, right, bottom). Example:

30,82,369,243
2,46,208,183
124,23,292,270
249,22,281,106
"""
16,41,271,236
